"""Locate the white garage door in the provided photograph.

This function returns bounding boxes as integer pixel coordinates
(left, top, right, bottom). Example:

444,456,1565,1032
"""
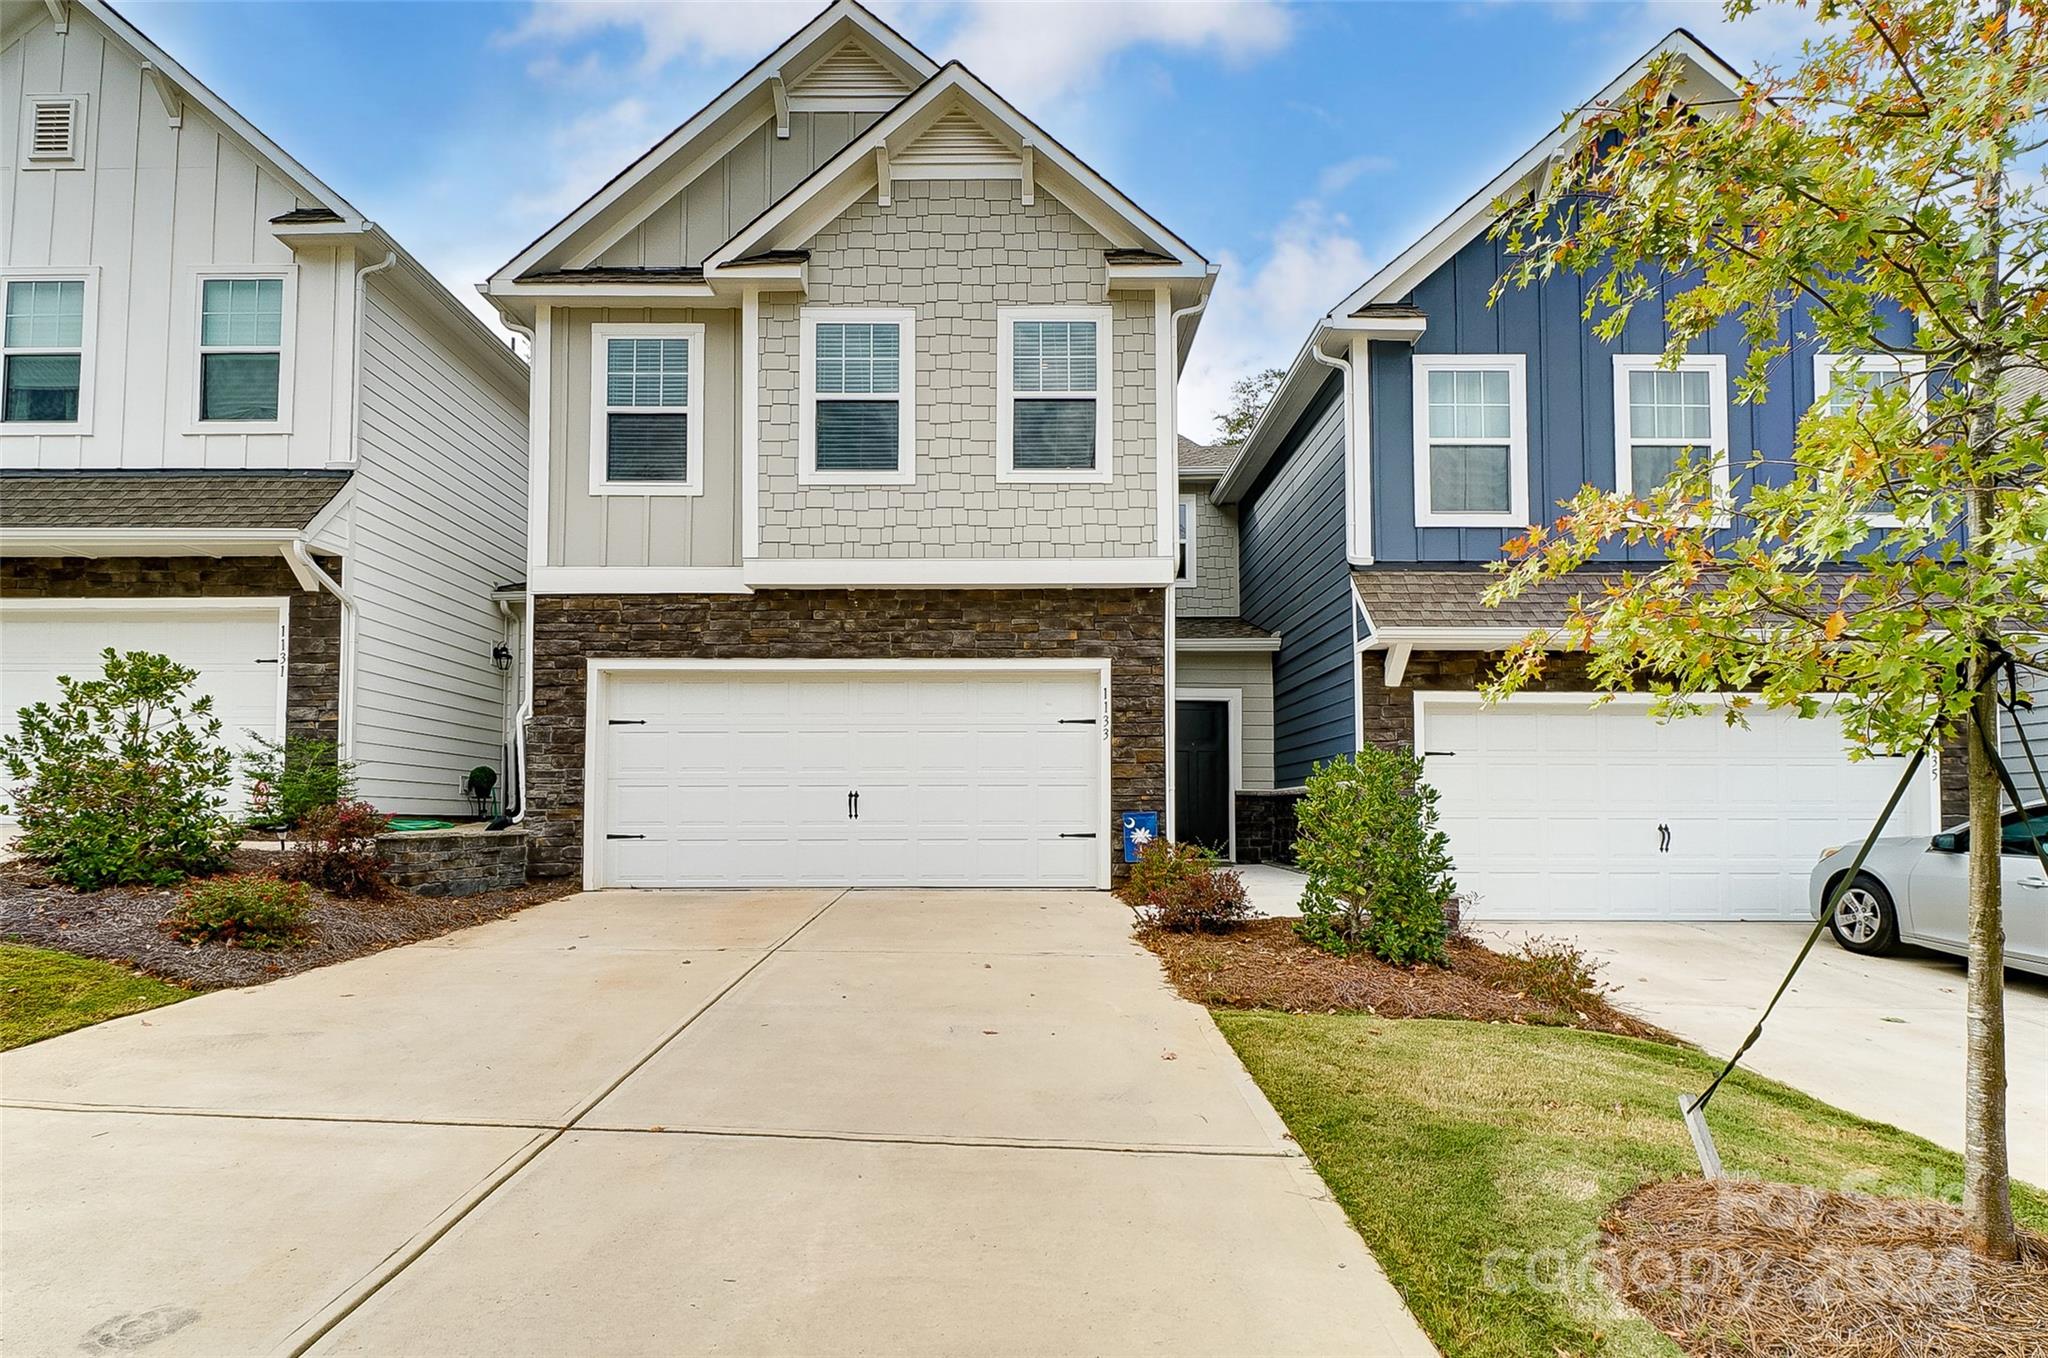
595,666,1108,888
0,602,286,817
1418,696,1937,921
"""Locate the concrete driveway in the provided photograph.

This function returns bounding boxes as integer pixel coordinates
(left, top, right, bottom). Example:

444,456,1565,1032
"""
1,889,1433,1358
1475,920,2048,1177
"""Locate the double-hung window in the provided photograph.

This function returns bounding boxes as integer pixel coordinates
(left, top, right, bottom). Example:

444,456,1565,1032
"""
196,274,291,426
1410,355,1528,527
1612,354,1728,496
3,276,89,427
998,306,1111,481
1175,495,1198,586
591,323,702,495
1814,353,1927,527
801,308,915,484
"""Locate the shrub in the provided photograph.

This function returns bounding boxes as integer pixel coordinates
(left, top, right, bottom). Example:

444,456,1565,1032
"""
1502,935,1611,1013
241,735,356,829
1293,748,1456,965
0,649,237,889
165,874,310,948
1117,839,1254,933
281,799,390,898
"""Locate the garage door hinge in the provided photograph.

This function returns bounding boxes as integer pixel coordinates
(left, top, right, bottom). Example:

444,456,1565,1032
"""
605,833,646,840
1058,718,1097,725
608,719,647,725
1059,831,1099,839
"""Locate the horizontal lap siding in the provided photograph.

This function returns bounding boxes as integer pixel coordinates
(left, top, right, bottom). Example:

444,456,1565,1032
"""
351,282,526,813
1238,376,1352,787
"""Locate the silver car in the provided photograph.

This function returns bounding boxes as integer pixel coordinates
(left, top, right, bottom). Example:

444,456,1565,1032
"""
1811,803,2048,977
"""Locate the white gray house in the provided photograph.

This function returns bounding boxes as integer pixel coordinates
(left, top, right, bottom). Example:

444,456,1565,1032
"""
0,0,529,817
484,1,1214,887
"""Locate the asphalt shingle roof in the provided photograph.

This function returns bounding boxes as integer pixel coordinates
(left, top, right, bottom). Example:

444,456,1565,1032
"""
1352,567,1644,631
1177,617,1276,642
1177,436,1238,474
0,472,351,531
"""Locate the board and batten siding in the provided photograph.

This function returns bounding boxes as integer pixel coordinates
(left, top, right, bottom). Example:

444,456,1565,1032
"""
349,278,527,813
1239,375,1353,787
594,111,885,270
1175,491,1239,618
1175,650,1275,790
2,11,351,470
1366,231,1916,564
548,307,740,569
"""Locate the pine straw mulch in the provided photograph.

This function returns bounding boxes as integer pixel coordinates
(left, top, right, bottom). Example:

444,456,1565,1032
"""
0,851,578,990
1138,916,1678,1041
1603,1177,2048,1358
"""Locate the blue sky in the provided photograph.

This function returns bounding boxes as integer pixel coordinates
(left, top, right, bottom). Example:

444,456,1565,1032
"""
122,0,1822,435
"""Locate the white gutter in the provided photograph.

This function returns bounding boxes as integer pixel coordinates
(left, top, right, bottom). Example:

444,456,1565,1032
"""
1161,283,1211,843
1303,329,1372,565
348,247,397,464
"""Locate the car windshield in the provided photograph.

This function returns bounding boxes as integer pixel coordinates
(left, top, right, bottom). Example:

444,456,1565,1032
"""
2003,810,2048,855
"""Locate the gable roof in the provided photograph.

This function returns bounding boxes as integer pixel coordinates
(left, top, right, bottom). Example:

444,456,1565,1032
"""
1215,29,1746,506
701,63,1209,282
490,1,939,286
0,470,351,531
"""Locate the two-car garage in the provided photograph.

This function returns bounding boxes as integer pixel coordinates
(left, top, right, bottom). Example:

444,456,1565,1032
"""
588,663,1113,889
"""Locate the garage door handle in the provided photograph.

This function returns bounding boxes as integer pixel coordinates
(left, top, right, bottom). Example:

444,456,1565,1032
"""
1059,832,1098,839
608,719,647,726
606,834,646,840
253,658,279,664
1058,718,1098,725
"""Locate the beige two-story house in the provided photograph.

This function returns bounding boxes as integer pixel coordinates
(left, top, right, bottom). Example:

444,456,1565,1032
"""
486,1,1213,888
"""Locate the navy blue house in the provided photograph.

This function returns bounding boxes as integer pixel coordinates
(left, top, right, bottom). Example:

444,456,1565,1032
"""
1196,30,1955,923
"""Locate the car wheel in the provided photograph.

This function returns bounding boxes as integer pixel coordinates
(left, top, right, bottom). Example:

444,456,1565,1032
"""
1828,873,1899,955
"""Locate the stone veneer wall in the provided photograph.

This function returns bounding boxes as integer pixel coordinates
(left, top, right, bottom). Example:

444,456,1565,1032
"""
377,828,529,897
526,588,1168,880
1359,648,1970,823
0,556,342,745
756,179,1157,559
1233,790,1300,865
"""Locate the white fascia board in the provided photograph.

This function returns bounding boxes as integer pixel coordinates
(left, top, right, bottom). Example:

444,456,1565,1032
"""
1361,625,1554,649
1175,636,1283,654
0,527,305,557
705,64,1206,273
1211,331,1339,504
1332,29,1747,315
75,0,363,225
484,280,724,306
493,2,938,285
742,556,1176,589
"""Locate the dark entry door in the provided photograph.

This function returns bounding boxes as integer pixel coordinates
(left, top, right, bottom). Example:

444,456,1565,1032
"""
1175,700,1231,855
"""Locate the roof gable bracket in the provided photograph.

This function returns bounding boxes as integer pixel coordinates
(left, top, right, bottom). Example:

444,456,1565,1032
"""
770,69,790,139
140,61,183,129
43,0,67,35
1020,140,1035,207
875,145,891,207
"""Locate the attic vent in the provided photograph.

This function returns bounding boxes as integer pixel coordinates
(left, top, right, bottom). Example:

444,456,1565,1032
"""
787,43,909,103
24,96,84,167
894,110,1019,174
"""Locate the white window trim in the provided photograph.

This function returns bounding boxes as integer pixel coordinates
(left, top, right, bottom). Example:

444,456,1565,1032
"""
799,305,916,486
1175,494,1198,587
589,322,706,497
1410,353,1530,528
1612,353,1730,499
0,266,98,436
1814,352,1929,530
995,304,1114,484
187,266,297,436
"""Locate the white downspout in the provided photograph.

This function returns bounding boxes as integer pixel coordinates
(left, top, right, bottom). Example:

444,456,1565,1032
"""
349,245,397,464
1164,283,1211,846
497,312,538,823
1304,328,1356,749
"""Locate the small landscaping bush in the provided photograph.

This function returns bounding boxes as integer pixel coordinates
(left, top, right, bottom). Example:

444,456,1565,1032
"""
241,734,356,829
165,875,311,948
0,649,237,889
281,799,390,898
1293,748,1455,965
1117,839,1253,933
1500,935,1611,1014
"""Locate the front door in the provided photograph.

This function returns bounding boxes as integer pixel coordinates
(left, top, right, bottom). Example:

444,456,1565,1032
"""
1175,700,1231,856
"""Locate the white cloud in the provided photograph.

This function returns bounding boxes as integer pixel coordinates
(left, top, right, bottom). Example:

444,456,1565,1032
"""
936,1,1295,104
1179,194,1370,444
504,94,664,223
502,2,818,75
1316,153,1393,197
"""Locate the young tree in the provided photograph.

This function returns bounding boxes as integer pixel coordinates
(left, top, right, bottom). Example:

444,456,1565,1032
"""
1488,0,2044,1258
1215,366,1285,443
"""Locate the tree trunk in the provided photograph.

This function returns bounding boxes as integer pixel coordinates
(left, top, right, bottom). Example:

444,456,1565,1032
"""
1963,654,2018,1260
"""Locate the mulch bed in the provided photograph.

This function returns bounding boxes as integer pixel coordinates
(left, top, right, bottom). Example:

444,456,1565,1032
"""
1138,916,1676,1041
1603,1177,2048,1358
1,852,578,990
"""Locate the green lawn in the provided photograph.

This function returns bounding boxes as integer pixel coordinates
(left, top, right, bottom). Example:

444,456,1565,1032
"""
0,943,190,1050
1218,1013,2048,1358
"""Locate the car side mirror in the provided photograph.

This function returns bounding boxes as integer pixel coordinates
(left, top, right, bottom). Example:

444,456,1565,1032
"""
1932,832,1962,853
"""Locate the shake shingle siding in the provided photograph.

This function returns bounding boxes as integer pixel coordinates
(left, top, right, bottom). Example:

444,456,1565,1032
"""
1239,374,1352,787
